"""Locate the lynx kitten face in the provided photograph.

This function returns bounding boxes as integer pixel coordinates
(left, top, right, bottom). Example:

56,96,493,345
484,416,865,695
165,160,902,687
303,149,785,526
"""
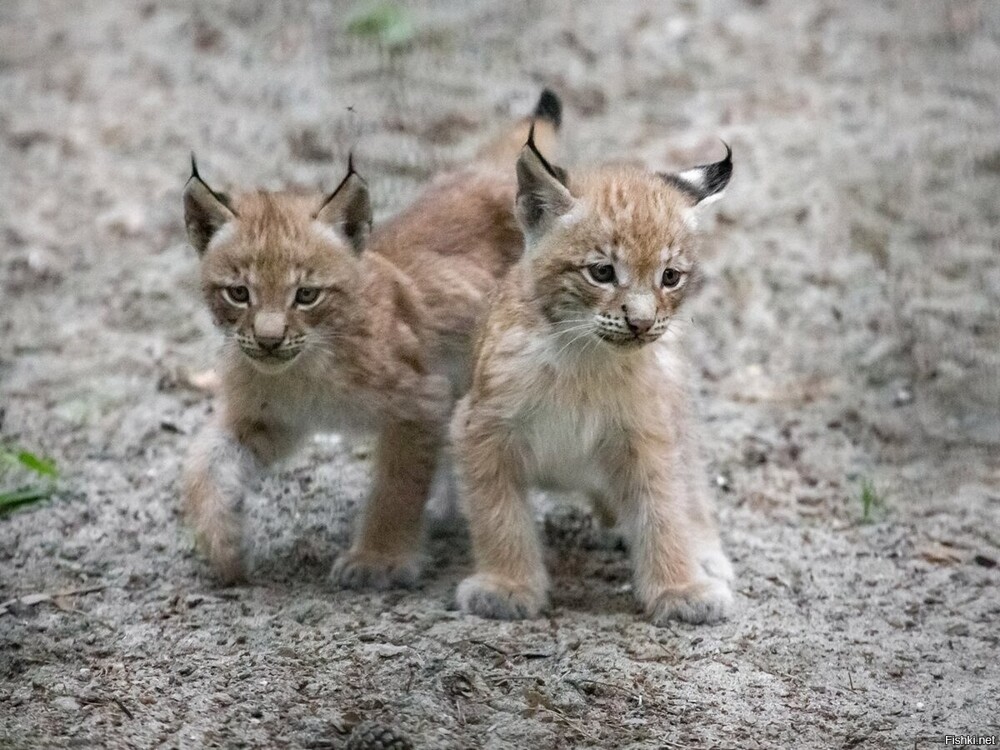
453,132,735,626
186,159,371,375
520,139,731,348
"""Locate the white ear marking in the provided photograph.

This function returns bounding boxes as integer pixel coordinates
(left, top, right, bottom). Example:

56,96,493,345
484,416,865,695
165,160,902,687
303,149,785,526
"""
696,190,725,206
558,203,587,228
677,167,707,191
205,222,236,253
660,142,733,207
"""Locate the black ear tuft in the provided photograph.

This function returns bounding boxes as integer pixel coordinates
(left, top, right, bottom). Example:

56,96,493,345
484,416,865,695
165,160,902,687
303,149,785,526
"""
320,150,358,206
660,142,733,205
533,88,562,130
183,155,237,254
698,141,733,197
187,154,236,213
515,131,574,238
314,155,372,254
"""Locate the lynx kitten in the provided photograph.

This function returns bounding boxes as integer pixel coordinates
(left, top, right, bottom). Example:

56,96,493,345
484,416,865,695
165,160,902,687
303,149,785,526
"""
452,131,735,624
181,92,562,586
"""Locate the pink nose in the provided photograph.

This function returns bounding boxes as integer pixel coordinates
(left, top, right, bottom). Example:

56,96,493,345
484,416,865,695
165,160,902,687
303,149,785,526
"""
255,333,285,351
253,312,287,350
626,317,654,336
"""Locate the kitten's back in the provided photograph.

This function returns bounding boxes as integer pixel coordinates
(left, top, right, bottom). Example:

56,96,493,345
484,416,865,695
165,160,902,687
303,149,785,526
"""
370,91,562,352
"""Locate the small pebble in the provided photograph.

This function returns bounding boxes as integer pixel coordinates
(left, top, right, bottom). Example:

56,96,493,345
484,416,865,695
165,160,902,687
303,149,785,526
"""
892,386,913,406
53,697,80,711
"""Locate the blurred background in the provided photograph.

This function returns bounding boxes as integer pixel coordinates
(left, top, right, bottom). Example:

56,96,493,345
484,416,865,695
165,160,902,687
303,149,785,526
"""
1,1,998,748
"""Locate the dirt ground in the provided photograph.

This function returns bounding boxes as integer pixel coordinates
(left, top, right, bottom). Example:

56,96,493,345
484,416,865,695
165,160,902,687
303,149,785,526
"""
2,1,998,748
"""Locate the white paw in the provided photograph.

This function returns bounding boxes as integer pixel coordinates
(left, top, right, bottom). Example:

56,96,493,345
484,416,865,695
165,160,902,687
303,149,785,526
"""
699,548,735,583
329,550,421,590
456,574,546,620
650,578,733,625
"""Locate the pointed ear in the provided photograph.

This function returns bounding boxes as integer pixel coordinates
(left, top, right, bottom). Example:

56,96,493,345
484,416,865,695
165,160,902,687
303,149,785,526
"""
314,155,372,253
182,155,236,255
515,123,574,239
660,142,733,206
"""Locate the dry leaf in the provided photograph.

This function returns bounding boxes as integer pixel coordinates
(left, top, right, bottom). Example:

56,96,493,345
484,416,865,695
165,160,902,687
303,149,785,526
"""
172,367,220,394
919,543,962,565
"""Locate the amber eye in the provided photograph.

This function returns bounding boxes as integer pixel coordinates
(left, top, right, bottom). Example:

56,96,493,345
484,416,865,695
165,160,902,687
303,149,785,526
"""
223,285,250,306
587,263,616,284
661,268,683,288
294,287,322,307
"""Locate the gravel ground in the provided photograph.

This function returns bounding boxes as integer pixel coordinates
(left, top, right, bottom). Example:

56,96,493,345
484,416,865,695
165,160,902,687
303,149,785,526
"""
1,1,998,748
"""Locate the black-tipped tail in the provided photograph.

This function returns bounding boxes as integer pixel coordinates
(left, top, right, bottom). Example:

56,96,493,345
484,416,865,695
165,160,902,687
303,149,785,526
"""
533,88,562,129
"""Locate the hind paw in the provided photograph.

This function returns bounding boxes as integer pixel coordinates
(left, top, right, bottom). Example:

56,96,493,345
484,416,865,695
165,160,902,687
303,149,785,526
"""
330,550,421,590
457,574,546,620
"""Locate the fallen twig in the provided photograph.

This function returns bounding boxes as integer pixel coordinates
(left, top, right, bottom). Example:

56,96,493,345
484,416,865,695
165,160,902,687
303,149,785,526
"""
112,696,134,720
467,639,510,658
0,585,105,616
535,705,599,743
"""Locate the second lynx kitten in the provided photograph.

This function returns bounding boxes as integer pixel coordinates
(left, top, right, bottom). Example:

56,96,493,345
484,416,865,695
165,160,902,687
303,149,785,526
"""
452,131,735,625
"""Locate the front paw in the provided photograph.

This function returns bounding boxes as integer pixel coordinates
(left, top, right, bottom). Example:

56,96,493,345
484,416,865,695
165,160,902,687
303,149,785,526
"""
699,548,735,583
193,528,247,585
456,574,546,620
649,578,733,625
330,549,421,590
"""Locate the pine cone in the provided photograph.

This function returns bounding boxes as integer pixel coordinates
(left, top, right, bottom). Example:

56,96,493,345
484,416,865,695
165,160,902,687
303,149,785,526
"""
544,506,626,551
544,505,594,549
345,722,414,750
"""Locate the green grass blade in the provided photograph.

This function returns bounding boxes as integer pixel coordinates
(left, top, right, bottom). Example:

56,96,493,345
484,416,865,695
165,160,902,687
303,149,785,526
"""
16,451,58,478
0,485,53,514
859,478,884,523
347,3,414,47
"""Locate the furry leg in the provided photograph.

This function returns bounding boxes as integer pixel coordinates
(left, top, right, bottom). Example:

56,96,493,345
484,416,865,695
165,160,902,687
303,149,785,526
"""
619,452,732,626
182,418,301,583
454,406,548,619
331,419,440,589
182,424,261,583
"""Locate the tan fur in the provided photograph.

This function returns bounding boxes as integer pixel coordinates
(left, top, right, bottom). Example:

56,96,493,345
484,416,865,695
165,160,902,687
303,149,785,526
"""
453,144,735,624
476,118,557,166
182,106,560,586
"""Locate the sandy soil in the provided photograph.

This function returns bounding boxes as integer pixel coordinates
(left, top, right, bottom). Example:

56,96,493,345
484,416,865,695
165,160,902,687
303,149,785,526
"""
2,1,998,747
